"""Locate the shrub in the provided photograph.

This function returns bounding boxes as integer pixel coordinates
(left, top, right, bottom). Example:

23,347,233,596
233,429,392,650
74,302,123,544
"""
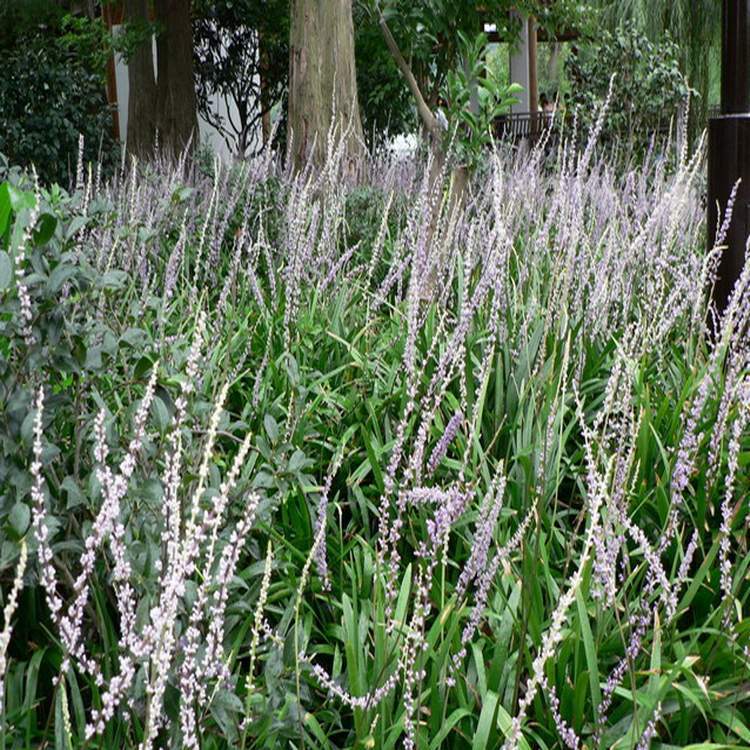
0,7,118,186
0,168,139,572
565,23,691,152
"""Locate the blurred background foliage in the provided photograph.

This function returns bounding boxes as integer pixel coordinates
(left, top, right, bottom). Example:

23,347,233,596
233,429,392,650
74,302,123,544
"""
565,24,692,153
0,0,119,186
0,0,723,181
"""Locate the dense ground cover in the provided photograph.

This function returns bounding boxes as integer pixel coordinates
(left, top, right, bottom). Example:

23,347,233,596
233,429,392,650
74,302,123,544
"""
0,133,749,749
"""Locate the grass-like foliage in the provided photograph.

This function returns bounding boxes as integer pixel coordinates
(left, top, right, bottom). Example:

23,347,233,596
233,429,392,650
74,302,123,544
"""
0,129,748,750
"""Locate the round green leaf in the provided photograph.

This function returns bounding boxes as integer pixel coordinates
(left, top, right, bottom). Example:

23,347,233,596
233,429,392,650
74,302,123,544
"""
8,502,30,537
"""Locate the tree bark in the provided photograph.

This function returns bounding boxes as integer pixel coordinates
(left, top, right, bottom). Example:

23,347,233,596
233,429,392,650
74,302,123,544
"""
124,0,158,159
288,0,364,171
258,29,272,145
153,0,199,159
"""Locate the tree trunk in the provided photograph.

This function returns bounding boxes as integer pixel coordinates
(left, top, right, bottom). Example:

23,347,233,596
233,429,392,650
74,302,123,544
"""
258,29,272,145
124,0,158,159
154,0,199,159
288,0,364,171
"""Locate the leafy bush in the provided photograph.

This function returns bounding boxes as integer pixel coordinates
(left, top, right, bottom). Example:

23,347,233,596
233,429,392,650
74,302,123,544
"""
0,0,66,49
441,32,522,170
0,167,145,571
0,130,749,750
0,7,118,186
565,24,691,151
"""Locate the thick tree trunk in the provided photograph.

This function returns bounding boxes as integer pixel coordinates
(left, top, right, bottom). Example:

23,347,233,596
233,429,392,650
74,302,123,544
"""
154,0,199,159
288,0,364,171
124,0,158,159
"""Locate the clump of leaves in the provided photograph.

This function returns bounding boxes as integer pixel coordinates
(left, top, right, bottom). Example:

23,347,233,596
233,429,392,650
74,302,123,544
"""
0,7,118,186
441,32,523,170
565,22,691,152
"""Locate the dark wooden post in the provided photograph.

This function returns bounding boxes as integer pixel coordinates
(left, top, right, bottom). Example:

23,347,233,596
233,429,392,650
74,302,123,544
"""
708,0,750,317
528,16,539,140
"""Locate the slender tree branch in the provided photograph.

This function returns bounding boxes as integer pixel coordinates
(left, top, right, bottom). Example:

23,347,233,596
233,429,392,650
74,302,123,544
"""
377,11,440,138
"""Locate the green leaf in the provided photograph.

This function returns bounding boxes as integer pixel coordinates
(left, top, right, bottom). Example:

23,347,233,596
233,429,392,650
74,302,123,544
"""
7,184,35,212
121,327,147,347
472,690,500,750
34,213,57,246
62,476,85,509
54,686,68,750
575,587,602,721
361,426,385,494
8,502,30,537
85,344,102,370
264,414,279,444
0,182,11,237
151,396,170,433
48,262,77,294
98,270,128,289
23,647,47,715
134,355,154,380
20,409,36,446
288,449,310,473
65,215,87,240
172,185,194,203
0,250,12,289
304,711,333,748
429,708,471,749
712,707,750,743
648,610,661,698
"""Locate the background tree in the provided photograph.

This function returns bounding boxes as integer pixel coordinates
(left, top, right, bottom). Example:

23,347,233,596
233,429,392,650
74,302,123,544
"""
565,23,691,153
193,0,289,157
353,6,416,147
123,0,198,159
154,0,199,157
591,0,720,138
368,0,591,136
288,0,364,170
369,1,553,186
123,0,158,159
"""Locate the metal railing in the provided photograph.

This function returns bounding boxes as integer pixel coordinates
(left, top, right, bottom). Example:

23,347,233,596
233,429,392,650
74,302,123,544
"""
494,111,557,141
